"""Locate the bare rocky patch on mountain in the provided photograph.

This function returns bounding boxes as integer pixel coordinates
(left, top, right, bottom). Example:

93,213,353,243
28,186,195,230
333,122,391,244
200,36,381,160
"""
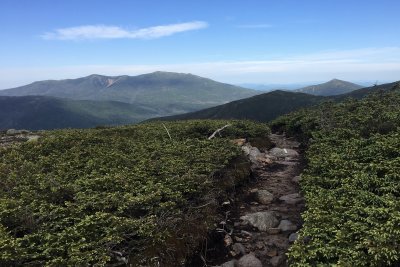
0,129,40,148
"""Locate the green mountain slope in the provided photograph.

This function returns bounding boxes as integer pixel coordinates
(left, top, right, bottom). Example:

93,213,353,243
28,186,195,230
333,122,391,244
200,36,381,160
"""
295,79,362,96
0,72,259,114
154,81,399,123
152,90,326,122
335,81,399,99
0,96,160,130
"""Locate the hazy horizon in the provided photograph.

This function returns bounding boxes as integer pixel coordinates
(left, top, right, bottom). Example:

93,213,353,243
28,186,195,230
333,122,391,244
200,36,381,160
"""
0,70,390,91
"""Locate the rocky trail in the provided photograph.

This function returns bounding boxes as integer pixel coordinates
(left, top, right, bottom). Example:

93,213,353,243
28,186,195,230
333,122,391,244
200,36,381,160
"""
191,134,305,267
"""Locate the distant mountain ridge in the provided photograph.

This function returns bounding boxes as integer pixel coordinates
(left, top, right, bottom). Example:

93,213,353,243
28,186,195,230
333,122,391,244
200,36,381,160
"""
1,73,397,130
295,79,363,96
0,71,260,115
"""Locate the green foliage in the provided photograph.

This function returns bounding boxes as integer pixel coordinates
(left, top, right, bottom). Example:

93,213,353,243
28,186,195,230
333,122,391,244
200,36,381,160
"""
0,120,269,266
155,90,325,123
0,95,162,130
271,90,400,266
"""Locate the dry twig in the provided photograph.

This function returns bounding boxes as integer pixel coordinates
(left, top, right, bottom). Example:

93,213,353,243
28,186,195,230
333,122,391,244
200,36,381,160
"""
208,124,231,140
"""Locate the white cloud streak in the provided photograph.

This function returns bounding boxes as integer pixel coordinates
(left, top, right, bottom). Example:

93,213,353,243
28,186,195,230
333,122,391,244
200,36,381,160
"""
1,47,400,88
42,21,208,40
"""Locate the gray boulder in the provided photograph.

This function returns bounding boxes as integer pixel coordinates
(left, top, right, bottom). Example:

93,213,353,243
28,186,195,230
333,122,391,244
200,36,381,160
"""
278,220,297,232
269,147,298,158
221,260,237,267
242,145,263,164
232,243,246,256
240,211,279,231
256,190,274,204
238,254,262,267
270,255,284,266
292,175,302,183
6,129,22,135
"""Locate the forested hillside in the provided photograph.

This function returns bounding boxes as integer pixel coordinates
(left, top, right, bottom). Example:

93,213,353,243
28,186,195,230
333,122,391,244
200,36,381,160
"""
156,81,399,123
154,90,325,122
271,84,400,266
0,96,161,130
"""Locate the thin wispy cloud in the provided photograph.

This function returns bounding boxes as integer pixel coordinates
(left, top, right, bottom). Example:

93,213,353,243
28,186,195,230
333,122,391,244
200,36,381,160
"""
237,24,273,29
42,21,208,40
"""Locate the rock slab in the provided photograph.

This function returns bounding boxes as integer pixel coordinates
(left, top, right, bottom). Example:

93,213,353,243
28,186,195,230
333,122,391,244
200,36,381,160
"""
232,243,246,256
269,147,299,158
256,189,274,204
279,193,302,205
221,260,237,267
238,254,262,267
278,220,297,232
240,211,279,231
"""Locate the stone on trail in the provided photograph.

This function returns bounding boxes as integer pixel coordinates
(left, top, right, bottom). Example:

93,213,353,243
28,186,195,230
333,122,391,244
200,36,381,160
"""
292,175,302,183
232,242,246,256
267,227,281,234
270,255,285,267
242,144,264,165
240,211,279,231
6,129,28,135
256,189,274,204
278,219,297,232
266,247,278,257
238,254,262,267
269,147,298,158
232,138,246,146
279,193,303,205
221,260,238,267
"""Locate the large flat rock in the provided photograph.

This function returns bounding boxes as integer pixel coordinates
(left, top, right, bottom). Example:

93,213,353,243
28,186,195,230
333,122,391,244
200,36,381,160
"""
240,211,279,231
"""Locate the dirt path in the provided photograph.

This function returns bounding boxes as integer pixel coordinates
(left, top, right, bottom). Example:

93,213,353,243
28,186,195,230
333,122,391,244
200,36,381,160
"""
195,134,305,267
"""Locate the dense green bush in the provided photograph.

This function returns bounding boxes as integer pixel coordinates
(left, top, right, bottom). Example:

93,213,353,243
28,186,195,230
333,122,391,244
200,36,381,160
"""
0,120,269,266
271,89,400,266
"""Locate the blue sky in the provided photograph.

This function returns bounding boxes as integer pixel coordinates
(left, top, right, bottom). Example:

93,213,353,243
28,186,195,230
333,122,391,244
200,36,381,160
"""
1,0,400,88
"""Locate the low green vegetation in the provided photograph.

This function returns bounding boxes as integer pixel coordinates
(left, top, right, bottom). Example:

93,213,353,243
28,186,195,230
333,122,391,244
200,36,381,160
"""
271,86,400,266
0,95,162,130
0,120,270,266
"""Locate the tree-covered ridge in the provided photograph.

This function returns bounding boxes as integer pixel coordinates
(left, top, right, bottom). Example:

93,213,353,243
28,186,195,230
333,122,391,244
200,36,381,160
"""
271,86,400,266
0,120,269,266
155,81,400,124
